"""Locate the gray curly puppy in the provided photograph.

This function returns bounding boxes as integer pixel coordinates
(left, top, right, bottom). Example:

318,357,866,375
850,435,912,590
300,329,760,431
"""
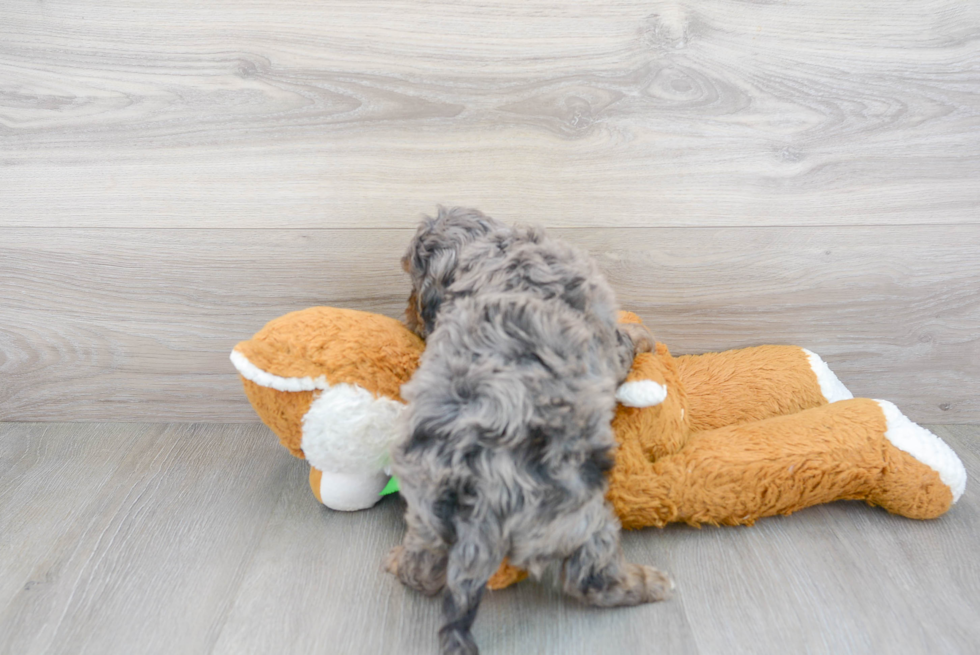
387,207,671,655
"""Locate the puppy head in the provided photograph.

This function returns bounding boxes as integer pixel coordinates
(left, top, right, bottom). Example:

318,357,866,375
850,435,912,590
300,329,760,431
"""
402,206,504,338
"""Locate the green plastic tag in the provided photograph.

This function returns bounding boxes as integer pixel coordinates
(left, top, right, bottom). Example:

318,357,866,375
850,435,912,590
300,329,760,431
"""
380,476,400,496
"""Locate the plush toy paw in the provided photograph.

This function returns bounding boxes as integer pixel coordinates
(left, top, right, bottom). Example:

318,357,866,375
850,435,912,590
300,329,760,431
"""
802,348,854,403
309,466,391,512
868,400,967,518
615,379,668,408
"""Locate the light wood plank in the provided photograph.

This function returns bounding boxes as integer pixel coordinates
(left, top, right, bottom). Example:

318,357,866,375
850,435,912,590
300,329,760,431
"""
1,422,977,654
0,423,292,655
2,226,978,422
0,423,168,615
207,463,451,655
209,473,700,655
1,0,977,228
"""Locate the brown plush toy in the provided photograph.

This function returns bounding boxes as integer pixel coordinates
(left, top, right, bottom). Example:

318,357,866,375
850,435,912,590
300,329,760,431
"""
231,306,967,587
231,307,425,511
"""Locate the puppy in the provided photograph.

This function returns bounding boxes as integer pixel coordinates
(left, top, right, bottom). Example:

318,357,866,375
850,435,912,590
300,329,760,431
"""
387,207,670,655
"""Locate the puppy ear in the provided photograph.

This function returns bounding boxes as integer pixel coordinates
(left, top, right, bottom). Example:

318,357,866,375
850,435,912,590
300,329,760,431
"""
417,250,457,335
418,290,441,335
403,207,502,337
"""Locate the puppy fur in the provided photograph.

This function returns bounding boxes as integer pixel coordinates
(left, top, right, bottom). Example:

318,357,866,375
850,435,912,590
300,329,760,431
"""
388,207,671,655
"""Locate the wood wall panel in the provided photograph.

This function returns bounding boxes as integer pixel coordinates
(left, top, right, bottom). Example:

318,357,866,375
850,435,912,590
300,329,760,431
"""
1,226,977,422
1,0,977,228
1,1,977,422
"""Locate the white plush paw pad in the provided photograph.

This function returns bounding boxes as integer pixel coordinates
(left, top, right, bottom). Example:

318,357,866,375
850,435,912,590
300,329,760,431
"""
317,469,390,511
803,348,853,403
616,380,668,408
877,400,967,503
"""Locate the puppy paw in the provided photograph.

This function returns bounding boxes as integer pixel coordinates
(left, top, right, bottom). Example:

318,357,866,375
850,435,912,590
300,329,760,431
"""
384,545,447,596
568,562,674,607
383,545,404,576
634,564,674,603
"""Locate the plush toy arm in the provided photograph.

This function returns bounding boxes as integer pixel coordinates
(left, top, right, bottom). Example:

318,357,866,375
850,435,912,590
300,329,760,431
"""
674,345,852,433
611,311,668,408
606,398,966,529
615,364,668,408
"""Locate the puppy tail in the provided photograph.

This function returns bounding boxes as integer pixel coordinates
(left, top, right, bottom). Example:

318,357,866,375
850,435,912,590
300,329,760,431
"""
438,523,505,655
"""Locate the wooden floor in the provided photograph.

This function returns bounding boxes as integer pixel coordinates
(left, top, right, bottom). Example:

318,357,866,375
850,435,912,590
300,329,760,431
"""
2,2,978,651
1,422,977,655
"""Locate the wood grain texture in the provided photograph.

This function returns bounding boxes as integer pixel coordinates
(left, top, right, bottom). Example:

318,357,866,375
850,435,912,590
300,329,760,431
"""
2,226,978,422
1,422,978,654
0,423,290,655
1,0,978,228
1,1,978,423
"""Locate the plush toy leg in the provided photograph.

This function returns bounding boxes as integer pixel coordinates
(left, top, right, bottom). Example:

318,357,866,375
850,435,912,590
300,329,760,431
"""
607,398,966,529
674,345,852,433
487,559,529,590
309,466,390,511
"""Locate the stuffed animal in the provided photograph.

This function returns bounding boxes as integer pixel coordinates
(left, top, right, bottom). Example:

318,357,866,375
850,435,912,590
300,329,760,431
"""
231,306,967,585
605,312,966,528
230,307,425,511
